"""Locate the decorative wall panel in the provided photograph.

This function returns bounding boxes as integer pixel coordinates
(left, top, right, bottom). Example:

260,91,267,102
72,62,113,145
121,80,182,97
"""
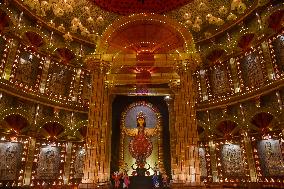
239,52,265,88
209,65,231,97
257,139,284,177
271,34,284,74
220,144,245,178
11,46,43,90
36,146,61,180
45,63,74,98
0,142,23,180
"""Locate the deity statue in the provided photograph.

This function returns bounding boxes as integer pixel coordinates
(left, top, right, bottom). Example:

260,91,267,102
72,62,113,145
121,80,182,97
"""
127,111,158,175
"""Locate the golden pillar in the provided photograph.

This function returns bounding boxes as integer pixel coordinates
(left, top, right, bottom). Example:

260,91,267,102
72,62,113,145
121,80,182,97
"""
243,133,257,182
80,58,111,188
23,137,36,186
208,140,219,182
171,58,200,186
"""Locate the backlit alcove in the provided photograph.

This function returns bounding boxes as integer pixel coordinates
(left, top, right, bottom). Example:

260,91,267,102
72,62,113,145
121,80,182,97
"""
111,96,170,174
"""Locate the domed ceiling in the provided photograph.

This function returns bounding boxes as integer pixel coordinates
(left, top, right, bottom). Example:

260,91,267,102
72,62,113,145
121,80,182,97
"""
92,0,192,15
105,20,185,54
15,0,258,43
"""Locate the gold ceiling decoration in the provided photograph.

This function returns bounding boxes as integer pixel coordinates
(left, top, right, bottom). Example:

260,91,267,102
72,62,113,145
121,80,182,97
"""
15,0,258,44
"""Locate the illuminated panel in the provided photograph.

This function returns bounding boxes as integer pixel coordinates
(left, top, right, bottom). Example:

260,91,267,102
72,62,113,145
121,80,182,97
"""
257,139,284,177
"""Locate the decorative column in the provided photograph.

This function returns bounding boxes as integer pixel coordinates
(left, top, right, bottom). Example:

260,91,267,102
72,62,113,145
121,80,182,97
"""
164,95,174,175
80,58,111,188
170,58,200,187
208,140,219,182
261,41,275,80
239,104,257,182
242,132,257,182
63,142,73,184
206,110,218,182
23,137,36,186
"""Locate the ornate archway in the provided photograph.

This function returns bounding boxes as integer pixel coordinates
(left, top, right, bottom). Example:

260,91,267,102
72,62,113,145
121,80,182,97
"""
96,13,196,54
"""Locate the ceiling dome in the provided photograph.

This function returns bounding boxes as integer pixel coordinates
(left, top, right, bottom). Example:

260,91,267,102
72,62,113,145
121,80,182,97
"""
105,20,185,54
92,0,192,15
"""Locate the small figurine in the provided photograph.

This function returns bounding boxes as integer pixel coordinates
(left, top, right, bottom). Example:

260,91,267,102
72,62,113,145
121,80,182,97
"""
152,171,159,188
122,172,130,188
112,171,121,188
162,173,169,188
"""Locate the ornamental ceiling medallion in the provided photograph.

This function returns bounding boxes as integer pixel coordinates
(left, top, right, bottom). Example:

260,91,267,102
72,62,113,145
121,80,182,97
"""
92,0,192,15
25,31,45,48
251,112,274,134
238,33,255,51
216,120,238,139
206,48,226,65
41,122,65,138
4,114,29,134
55,47,75,65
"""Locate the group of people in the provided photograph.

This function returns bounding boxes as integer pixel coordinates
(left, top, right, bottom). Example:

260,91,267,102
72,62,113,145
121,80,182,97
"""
112,171,130,188
112,170,169,188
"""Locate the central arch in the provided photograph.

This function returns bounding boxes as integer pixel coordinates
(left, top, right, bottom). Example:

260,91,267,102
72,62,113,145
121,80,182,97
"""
96,13,197,54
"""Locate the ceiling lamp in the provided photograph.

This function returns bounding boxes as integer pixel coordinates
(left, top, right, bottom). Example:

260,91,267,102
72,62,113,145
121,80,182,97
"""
92,0,192,15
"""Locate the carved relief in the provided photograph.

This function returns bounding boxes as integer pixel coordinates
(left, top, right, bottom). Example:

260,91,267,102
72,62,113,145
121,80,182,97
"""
0,142,23,180
14,50,42,88
240,53,264,88
210,65,231,96
221,144,245,177
257,139,284,177
46,64,73,97
36,146,61,180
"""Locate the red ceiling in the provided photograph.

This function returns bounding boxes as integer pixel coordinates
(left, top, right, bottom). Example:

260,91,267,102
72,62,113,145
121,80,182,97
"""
93,0,192,15
107,21,185,54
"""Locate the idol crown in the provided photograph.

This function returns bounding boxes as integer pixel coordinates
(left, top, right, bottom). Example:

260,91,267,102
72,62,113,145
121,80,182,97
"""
136,111,146,120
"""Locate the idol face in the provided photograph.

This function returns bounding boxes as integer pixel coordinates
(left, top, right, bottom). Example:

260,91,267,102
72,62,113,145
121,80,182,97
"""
137,117,145,127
